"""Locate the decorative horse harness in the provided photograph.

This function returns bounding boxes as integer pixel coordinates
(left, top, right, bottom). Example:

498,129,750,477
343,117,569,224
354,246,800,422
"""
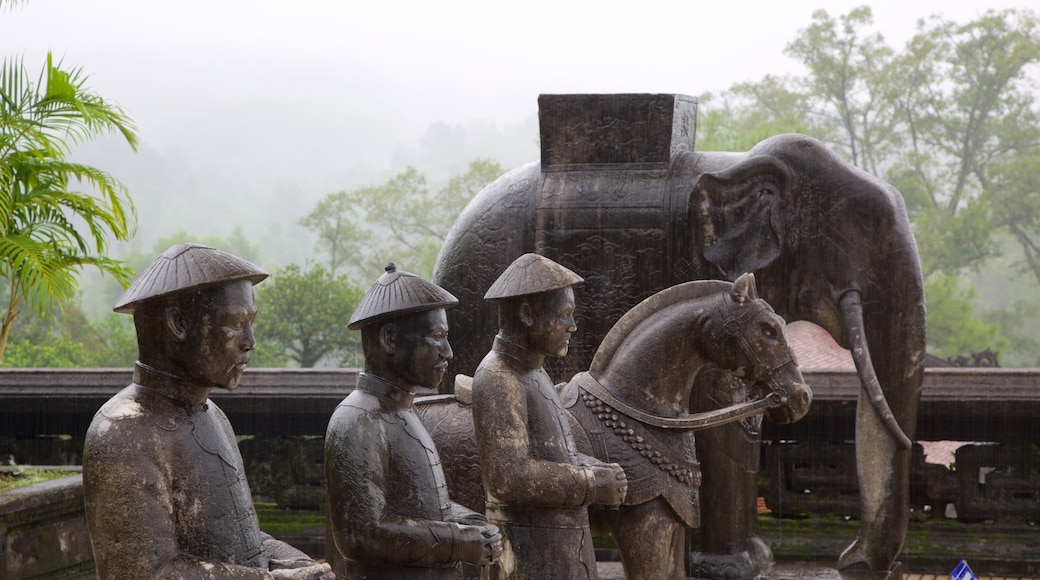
571,295,793,488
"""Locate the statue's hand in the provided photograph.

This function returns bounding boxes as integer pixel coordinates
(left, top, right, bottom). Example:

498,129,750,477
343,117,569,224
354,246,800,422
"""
268,558,311,570
269,562,334,579
590,463,628,506
455,523,504,566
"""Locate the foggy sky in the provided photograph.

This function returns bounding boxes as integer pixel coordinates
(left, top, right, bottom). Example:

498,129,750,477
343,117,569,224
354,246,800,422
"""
0,0,1030,259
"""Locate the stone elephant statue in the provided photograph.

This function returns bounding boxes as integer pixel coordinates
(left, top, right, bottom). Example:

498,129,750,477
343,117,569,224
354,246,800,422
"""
432,94,925,574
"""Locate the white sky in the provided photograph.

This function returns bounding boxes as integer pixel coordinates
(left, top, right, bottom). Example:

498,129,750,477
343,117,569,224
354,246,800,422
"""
3,0,1036,323
1,0,1035,259
2,0,1027,151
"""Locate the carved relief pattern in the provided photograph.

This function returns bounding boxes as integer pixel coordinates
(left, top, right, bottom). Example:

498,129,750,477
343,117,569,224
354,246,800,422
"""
541,95,678,167
540,234,663,379
554,117,650,163
541,170,667,205
438,173,538,387
672,256,715,285
415,401,485,513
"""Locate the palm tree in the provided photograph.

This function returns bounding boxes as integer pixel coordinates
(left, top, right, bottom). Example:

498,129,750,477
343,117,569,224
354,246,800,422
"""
0,52,138,363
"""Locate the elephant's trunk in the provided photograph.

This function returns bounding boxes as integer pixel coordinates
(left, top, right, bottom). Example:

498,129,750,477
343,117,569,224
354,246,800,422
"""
838,290,913,450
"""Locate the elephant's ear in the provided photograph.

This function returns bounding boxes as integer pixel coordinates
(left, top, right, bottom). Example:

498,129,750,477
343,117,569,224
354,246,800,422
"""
691,155,791,281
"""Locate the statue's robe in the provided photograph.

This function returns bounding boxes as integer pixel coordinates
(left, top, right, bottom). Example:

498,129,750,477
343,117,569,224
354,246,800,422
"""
83,363,313,579
472,336,603,580
325,372,487,580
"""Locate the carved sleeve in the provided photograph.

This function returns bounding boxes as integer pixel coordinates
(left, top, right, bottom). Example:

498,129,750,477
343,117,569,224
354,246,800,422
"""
324,403,464,568
448,501,490,524
472,365,595,508
83,417,274,579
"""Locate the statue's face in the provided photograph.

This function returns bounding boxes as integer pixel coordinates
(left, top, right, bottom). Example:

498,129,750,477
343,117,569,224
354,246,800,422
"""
183,280,257,390
528,287,576,358
390,308,453,390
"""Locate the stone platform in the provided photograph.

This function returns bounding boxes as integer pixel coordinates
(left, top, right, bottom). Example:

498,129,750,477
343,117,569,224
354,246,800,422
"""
597,561,1040,580
596,562,905,580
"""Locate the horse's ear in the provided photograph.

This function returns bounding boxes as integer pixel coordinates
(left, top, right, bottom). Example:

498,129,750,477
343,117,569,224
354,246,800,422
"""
731,272,758,304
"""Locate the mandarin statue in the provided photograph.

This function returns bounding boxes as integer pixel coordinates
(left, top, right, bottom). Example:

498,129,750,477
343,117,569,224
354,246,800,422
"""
83,244,334,579
471,254,628,580
324,264,503,580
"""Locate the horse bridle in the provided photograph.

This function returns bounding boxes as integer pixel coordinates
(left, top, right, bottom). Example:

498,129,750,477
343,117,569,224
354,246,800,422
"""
574,372,783,432
574,294,794,431
717,295,797,399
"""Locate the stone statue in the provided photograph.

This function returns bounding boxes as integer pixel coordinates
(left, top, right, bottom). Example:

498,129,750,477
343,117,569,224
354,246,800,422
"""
471,253,627,580
435,93,926,574
324,264,503,580
419,273,812,579
83,243,334,579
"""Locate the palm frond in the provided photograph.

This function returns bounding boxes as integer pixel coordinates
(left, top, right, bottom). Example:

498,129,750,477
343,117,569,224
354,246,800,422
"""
2,54,138,162
0,50,139,343
0,236,77,315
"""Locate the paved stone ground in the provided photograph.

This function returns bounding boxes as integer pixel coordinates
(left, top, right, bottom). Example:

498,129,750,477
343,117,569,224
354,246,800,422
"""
597,561,1040,580
596,561,626,580
596,562,875,580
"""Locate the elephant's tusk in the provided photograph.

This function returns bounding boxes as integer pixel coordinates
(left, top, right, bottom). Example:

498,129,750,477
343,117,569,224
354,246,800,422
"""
839,290,913,450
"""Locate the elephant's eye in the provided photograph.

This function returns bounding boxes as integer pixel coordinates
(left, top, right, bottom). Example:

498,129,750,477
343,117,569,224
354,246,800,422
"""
757,183,778,198
760,323,777,340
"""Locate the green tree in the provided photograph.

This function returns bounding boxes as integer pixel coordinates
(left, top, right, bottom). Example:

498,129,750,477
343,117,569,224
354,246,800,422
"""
987,150,1040,285
0,52,138,364
771,6,1040,360
886,9,1040,277
0,301,137,368
696,77,816,152
785,6,898,174
298,190,368,276
253,262,363,368
302,159,504,279
924,274,1008,359
82,312,137,367
782,7,1040,280
981,289,1040,366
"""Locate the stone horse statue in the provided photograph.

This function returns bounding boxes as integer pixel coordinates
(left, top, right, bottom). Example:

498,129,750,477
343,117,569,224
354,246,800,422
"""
417,274,812,580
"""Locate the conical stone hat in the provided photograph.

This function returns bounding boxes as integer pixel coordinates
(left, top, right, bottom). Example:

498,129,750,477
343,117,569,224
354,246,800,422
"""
348,263,458,330
484,253,584,300
113,243,268,314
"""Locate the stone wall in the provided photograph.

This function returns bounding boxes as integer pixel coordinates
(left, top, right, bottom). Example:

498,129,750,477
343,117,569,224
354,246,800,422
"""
0,471,93,579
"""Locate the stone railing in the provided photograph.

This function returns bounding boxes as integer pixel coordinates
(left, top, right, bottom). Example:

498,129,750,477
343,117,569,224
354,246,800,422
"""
0,468,91,580
2,367,1039,514
761,368,1040,524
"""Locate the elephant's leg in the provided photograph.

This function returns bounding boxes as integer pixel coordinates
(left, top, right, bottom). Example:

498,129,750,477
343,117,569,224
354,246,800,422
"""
838,390,912,570
610,499,685,580
688,368,770,579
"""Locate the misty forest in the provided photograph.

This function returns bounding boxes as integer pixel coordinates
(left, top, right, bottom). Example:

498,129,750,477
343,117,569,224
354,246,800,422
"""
3,5,1040,369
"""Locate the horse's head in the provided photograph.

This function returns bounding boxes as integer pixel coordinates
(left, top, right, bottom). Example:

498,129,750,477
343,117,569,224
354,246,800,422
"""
703,273,812,424
588,273,810,424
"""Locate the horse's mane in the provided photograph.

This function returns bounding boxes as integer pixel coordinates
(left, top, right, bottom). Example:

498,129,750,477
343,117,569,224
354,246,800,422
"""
590,279,734,374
